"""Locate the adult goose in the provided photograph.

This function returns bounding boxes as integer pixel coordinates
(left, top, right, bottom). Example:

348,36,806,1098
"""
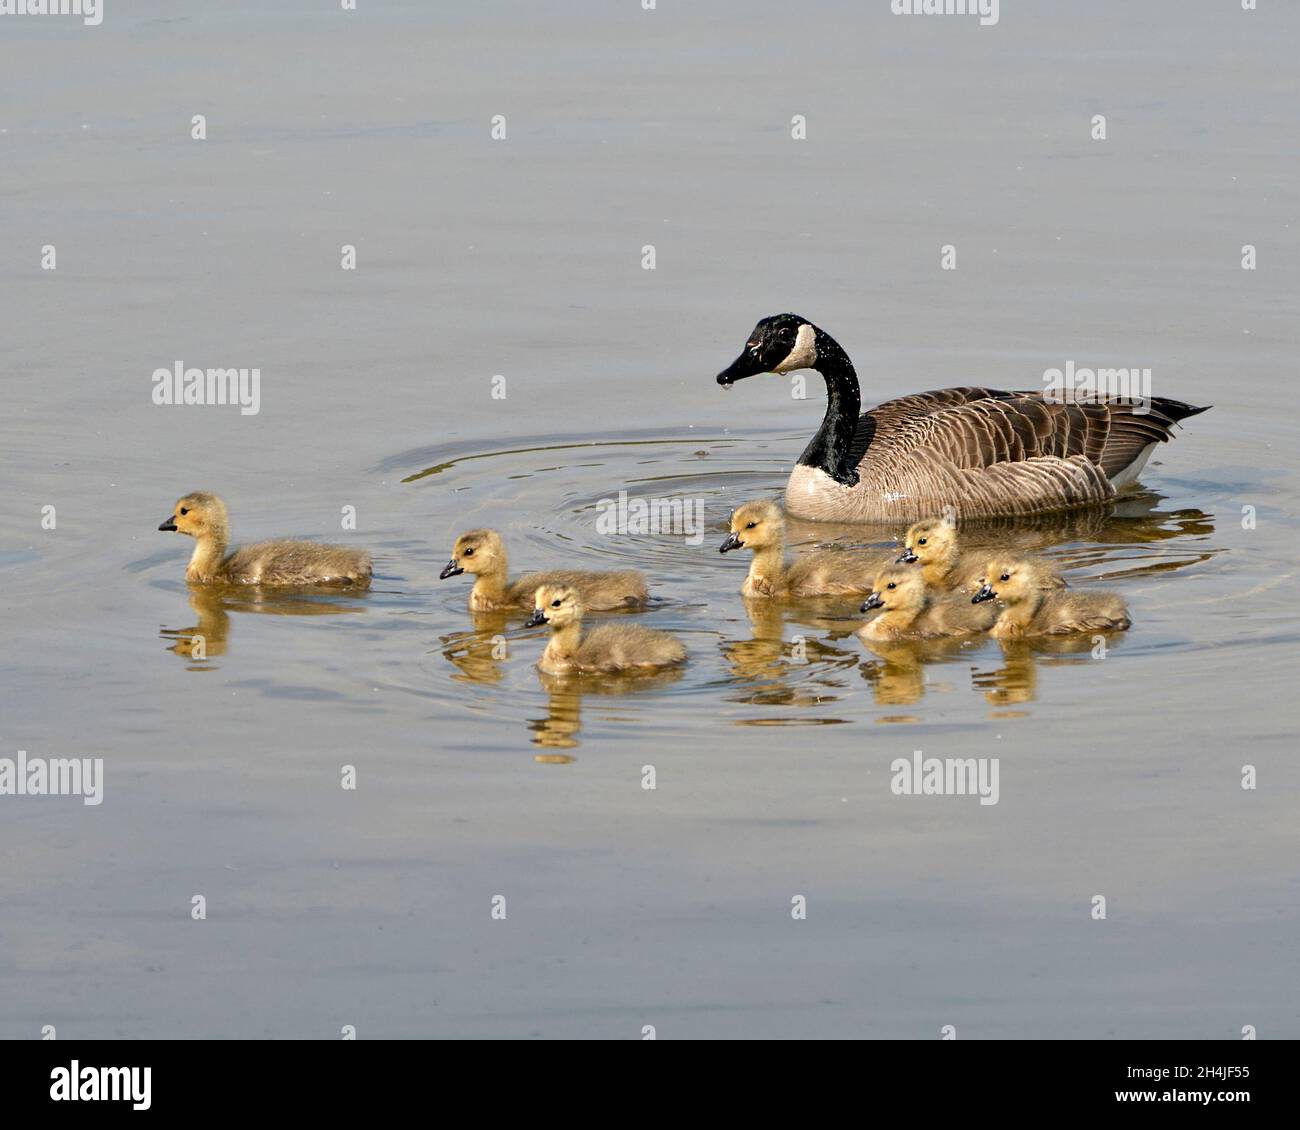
716,314,1209,522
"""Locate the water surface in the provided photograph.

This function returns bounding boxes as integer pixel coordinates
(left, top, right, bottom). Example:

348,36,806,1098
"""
2,0,1298,1038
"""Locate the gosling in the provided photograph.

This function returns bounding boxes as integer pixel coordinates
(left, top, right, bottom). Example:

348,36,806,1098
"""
720,499,892,598
858,564,997,642
440,528,648,612
972,557,1131,638
897,514,1065,594
525,584,685,675
158,492,372,586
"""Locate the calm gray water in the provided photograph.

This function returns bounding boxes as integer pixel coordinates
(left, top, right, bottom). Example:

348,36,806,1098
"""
2,0,1298,1038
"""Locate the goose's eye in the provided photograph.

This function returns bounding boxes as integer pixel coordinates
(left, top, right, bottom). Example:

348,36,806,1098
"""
917,537,927,546
179,507,189,516
463,547,474,556
887,582,896,590
745,522,756,530
1000,573,1010,582
551,599,562,608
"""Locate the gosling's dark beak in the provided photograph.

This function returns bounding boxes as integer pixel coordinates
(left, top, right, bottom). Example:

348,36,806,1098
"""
524,608,547,628
439,560,463,580
860,592,884,613
971,584,996,604
158,516,177,532
719,532,743,554
896,548,917,564
716,349,768,387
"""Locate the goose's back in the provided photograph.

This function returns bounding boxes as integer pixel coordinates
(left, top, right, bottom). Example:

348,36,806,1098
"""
789,388,1206,521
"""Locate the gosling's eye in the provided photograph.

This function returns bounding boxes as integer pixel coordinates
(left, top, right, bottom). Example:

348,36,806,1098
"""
745,522,756,530
918,537,927,545
463,547,474,556
179,507,189,516
887,582,896,590
551,599,561,608
1000,573,1010,582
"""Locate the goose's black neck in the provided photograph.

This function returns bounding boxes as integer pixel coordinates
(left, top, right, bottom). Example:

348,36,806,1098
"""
797,330,862,485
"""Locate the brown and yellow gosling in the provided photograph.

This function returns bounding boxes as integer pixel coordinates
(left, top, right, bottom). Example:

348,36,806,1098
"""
972,556,1131,638
440,529,648,612
720,499,892,598
898,514,1065,594
158,492,371,586
525,584,685,675
858,564,997,642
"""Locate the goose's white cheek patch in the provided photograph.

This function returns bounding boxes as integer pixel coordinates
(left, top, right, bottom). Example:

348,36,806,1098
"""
773,323,817,373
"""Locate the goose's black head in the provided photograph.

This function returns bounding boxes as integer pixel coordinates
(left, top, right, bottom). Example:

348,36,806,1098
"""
717,313,819,386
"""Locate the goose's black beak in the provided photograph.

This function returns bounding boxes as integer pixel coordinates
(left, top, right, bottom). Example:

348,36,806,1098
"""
719,532,743,554
860,592,884,613
971,584,996,604
158,516,177,532
439,560,463,580
524,608,547,628
896,548,917,564
716,350,768,387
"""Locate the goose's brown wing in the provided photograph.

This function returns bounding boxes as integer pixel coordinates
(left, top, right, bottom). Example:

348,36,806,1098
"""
857,391,1182,469
852,390,1204,518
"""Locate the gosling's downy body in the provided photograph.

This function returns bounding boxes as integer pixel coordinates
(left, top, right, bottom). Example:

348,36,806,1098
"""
526,584,685,675
440,529,648,612
898,514,1065,594
158,493,372,586
719,499,892,598
972,556,1131,638
858,564,997,642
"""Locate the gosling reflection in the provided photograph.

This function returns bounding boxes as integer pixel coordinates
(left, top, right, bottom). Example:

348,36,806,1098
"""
160,584,367,667
440,609,513,685
972,634,1125,708
857,636,974,707
720,597,861,709
528,665,687,749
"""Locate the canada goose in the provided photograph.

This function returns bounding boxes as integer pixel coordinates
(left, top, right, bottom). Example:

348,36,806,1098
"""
439,529,648,612
897,514,1065,593
972,557,1131,637
716,314,1209,521
525,584,686,675
719,499,893,598
158,493,372,586
858,565,997,642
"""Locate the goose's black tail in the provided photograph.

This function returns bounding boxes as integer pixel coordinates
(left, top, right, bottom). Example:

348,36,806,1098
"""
1151,397,1211,422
